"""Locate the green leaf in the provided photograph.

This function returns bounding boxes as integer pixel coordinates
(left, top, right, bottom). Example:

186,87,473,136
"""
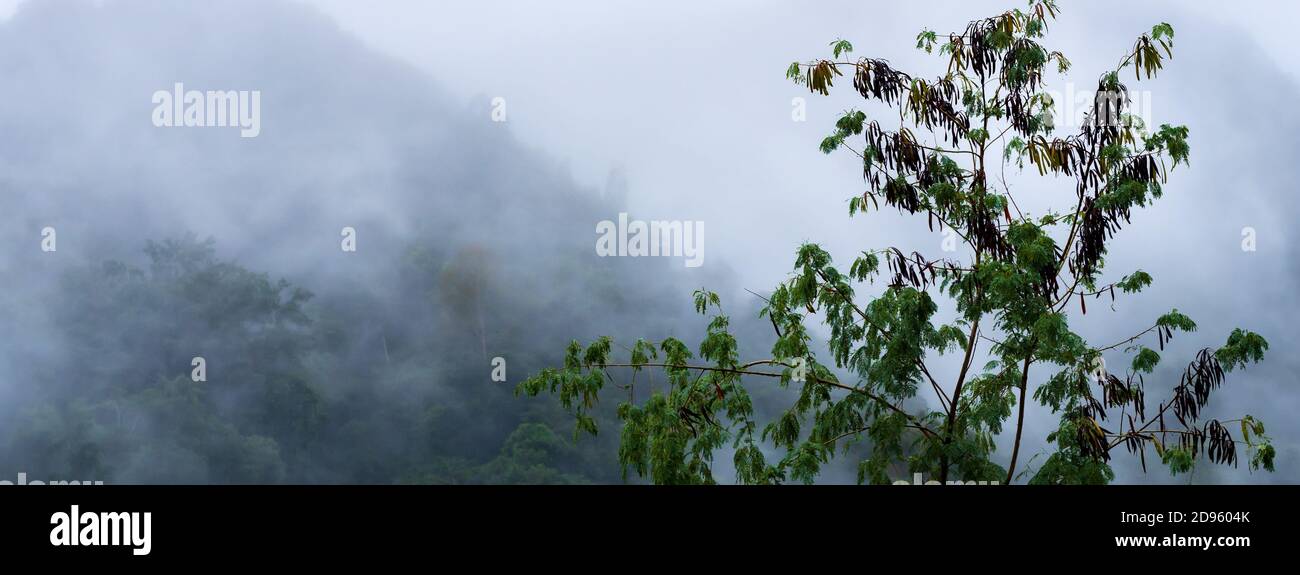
830,38,853,59
1131,347,1159,373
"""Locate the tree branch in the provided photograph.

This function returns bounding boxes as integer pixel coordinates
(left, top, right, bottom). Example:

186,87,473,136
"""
597,361,938,438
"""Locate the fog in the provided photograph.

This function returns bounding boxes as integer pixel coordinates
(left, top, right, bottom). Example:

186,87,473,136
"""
0,0,1294,484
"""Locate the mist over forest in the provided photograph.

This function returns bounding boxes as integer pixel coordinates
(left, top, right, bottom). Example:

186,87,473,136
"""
0,0,1296,485
0,0,799,484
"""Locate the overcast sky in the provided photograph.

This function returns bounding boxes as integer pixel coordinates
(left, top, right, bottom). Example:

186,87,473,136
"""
279,0,1300,483
1,0,1295,484
289,0,1300,294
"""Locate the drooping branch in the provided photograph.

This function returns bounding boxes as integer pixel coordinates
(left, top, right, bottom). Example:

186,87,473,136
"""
597,361,938,439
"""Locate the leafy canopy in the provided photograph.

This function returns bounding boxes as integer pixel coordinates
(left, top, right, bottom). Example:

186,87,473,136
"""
519,0,1272,484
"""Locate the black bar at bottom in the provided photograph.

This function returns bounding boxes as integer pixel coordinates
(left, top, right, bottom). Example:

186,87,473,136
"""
1,485,1287,563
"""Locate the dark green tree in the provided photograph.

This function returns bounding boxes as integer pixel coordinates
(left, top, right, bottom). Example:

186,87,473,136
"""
519,1,1273,484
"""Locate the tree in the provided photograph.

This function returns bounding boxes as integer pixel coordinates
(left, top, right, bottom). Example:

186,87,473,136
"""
518,1,1274,484
439,245,496,360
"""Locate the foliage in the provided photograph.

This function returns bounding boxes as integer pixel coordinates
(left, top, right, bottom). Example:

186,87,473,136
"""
1,235,618,484
520,1,1272,484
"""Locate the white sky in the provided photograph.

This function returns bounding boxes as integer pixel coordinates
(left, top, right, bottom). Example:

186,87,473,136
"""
2,0,1296,482
286,0,1300,296
3,0,1296,295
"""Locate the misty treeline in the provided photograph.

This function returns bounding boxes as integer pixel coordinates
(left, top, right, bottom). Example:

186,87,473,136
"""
1,0,1294,486
1,232,629,483
0,227,847,484
0,0,797,484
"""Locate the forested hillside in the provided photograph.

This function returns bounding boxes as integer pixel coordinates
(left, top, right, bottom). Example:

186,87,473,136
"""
0,0,763,484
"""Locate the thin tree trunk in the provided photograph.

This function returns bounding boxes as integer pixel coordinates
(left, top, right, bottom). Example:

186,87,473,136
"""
1006,354,1033,484
940,316,980,483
